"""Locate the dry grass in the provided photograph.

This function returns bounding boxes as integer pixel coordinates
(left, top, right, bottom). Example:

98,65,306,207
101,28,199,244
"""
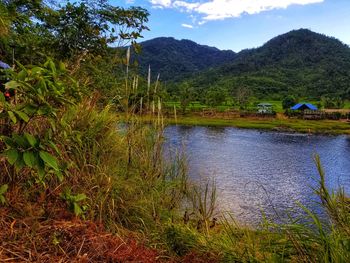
0,205,160,262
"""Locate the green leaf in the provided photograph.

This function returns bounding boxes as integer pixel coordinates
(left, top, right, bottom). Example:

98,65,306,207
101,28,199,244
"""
37,78,48,93
3,149,19,165
73,203,83,216
14,154,25,171
1,136,15,147
7,111,17,124
48,141,60,155
31,67,43,75
37,165,46,179
18,70,27,80
0,184,8,195
39,151,59,171
5,80,20,90
58,61,66,71
14,110,30,122
74,194,87,202
0,92,5,103
55,171,64,182
12,134,28,148
48,60,56,75
23,104,38,115
24,133,38,147
23,151,36,168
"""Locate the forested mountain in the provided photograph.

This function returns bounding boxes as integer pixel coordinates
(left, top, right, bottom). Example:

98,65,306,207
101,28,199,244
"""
133,37,236,81
136,29,350,99
180,29,350,99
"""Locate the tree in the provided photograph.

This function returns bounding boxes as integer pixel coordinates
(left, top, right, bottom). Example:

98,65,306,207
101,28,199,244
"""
178,82,195,114
205,86,227,107
0,1,149,63
282,95,296,109
42,2,149,60
321,96,344,109
235,86,251,110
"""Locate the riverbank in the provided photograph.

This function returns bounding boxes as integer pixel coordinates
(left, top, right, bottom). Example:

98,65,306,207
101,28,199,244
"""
165,115,350,135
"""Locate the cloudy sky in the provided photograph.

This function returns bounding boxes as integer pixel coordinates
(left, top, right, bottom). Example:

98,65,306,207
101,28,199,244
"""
118,0,350,51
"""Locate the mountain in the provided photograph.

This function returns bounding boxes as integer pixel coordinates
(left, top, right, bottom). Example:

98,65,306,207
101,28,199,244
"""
133,37,236,82
182,29,350,99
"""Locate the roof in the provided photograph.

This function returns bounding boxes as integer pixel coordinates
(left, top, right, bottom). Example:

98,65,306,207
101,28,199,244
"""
290,103,318,110
0,61,10,69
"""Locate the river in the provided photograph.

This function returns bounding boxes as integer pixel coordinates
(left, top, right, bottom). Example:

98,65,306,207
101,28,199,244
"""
164,125,350,225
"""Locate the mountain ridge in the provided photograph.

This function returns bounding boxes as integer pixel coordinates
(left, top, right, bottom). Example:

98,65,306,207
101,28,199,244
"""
176,29,350,98
133,36,236,81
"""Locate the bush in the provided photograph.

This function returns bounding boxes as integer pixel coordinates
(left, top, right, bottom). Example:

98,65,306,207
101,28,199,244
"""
282,95,296,109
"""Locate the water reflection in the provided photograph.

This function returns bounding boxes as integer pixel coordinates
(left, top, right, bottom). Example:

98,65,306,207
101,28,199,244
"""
164,126,350,225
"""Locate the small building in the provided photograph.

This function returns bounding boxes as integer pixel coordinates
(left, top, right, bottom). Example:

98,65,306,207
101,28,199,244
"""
257,103,273,114
290,103,318,111
290,103,323,119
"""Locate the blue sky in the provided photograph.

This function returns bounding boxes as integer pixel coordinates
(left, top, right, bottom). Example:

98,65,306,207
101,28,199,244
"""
117,0,350,52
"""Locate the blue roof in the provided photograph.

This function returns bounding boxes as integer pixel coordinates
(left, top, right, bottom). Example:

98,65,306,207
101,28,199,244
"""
0,61,10,69
291,103,318,110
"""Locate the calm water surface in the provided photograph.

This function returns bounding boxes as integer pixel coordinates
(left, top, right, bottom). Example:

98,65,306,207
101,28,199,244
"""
164,126,350,225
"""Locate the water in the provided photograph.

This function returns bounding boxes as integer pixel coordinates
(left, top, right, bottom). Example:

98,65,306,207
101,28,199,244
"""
164,126,350,225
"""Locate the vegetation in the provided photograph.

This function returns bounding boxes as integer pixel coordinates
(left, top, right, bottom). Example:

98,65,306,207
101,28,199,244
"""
136,29,350,102
133,37,236,82
163,115,350,134
282,95,297,110
1,1,350,262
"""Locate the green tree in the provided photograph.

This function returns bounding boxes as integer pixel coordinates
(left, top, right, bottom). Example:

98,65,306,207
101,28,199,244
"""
178,82,195,114
205,86,227,107
235,86,251,110
0,1,149,63
43,2,148,60
282,95,297,109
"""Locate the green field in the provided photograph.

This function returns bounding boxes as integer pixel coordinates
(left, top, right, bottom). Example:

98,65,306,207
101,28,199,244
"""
165,115,350,134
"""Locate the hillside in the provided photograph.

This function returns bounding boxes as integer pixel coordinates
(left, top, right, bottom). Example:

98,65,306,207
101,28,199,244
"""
133,37,236,81
164,29,350,99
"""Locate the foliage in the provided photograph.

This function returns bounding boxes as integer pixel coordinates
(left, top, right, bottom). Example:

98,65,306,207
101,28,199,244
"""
235,86,252,109
190,179,217,234
178,81,195,114
282,95,297,109
321,96,344,109
205,86,228,107
133,37,236,82
0,0,149,65
164,224,197,256
172,29,350,100
42,2,149,60
0,184,8,205
60,189,87,217
0,59,80,184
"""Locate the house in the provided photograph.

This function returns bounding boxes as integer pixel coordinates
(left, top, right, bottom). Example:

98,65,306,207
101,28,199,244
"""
257,103,273,114
290,103,318,111
290,103,323,119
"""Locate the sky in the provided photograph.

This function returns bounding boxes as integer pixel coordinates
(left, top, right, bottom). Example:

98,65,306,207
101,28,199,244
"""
117,0,350,52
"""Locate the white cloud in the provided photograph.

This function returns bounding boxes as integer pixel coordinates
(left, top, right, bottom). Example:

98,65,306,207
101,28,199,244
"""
150,0,172,7
149,0,324,22
181,23,194,28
